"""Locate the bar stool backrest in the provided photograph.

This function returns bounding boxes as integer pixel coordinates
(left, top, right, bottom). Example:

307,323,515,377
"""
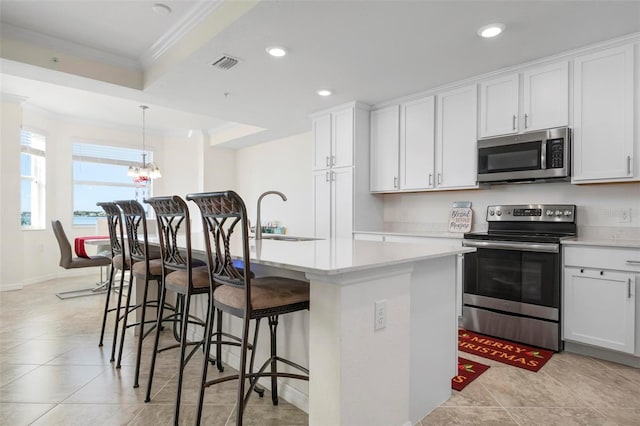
115,200,151,264
96,201,124,258
187,190,251,314
144,195,193,275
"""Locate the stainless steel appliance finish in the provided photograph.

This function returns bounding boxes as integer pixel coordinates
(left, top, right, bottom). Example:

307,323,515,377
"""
477,127,570,183
462,204,577,351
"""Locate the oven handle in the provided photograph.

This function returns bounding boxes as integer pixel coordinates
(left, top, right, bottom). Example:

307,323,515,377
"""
462,239,559,253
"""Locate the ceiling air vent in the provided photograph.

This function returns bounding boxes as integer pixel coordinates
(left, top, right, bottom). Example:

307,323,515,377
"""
211,55,239,70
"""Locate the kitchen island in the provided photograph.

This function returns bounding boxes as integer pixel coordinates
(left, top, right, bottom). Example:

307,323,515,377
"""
154,234,473,426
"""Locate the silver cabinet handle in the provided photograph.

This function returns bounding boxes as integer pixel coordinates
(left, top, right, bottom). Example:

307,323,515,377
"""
540,141,547,170
326,156,330,167
629,278,633,299
437,173,442,185
628,156,632,175
331,171,336,181
512,115,516,131
331,155,336,166
428,173,433,186
626,260,640,265
524,113,528,129
325,171,330,182
463,239,559,253
393,176,398,189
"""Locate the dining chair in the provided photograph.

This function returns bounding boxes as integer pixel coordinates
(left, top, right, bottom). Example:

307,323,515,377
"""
51,219,112,295
143,195,210,424
113,199,165,388
187,190,309,426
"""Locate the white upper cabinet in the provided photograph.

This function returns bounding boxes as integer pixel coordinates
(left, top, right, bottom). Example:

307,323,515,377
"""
436,85,479,189
522,62,569,131
312,108,354,171
370,105,400,192
401,96,436,190
572,44,636,182
479,61,569,138
479,74,519,137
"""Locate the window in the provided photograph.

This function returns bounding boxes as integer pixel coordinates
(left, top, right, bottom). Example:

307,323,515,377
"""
21,130,46,229
72,142,152,226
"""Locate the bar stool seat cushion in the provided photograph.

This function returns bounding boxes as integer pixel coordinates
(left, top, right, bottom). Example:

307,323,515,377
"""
165,265,210,292
214,277,309,311
112,254,130,270
131,259,164,278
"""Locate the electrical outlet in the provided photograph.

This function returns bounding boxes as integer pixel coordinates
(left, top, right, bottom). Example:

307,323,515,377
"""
374,300,386,330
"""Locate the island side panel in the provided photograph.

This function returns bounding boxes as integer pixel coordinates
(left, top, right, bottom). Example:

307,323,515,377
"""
409,255,458,423
308,265,413,426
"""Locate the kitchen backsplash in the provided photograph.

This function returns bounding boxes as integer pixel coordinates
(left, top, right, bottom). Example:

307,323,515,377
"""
383,181,640,240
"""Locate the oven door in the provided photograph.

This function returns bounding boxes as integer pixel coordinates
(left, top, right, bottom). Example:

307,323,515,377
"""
462,240,560,320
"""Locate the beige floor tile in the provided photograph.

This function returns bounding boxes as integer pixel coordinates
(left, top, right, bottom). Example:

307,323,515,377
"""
442,379,501,407
0,364,106,403
30,403,144,426
0,362,39,387
507,407,616,425
128,403,231,426
0,402,56,425
595,408,640,426
421,407,517,425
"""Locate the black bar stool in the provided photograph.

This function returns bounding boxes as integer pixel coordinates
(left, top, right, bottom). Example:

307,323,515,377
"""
187,190,309,426
96,201,130,362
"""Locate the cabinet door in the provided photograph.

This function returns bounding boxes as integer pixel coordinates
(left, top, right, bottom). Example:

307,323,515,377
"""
563,267,636,354
436,85,478,189
401,96,435,190
479,74,519,137
370,105,400,192
573,45,635,182
522,62,569,132
332,167,353,239
313,170,331,239
313,114,332,171
332,108,354,168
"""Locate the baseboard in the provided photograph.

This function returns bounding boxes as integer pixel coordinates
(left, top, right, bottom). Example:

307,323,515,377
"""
0,282,23,292
564,341,640,368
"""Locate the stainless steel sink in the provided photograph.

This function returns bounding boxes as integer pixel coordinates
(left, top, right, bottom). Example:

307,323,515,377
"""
260,235,321,242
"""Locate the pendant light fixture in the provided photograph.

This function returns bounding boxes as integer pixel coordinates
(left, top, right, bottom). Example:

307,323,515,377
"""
128,105,161,182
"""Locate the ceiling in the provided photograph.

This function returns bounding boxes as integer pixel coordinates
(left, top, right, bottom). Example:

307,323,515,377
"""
1,0,639,148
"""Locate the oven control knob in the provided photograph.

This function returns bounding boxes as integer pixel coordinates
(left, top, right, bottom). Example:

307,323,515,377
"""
496,210,502,216
564,210,572,216
555,210,562,216
489,210,495,216
546,210,554,216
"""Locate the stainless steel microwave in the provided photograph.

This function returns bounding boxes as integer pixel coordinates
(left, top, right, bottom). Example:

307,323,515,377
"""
477,127,570,183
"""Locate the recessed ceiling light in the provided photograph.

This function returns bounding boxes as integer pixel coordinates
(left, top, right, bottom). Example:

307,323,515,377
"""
478,23,505,38
266,46,287,57
316,89,332,97
152,3,172,15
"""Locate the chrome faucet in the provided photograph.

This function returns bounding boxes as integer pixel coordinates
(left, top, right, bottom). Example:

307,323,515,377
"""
255,191,287,240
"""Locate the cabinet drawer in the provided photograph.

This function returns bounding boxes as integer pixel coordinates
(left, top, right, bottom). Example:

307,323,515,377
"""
564,246,640,272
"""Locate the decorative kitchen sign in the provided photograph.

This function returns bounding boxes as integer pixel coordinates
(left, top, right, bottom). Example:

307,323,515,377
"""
448,201,472,233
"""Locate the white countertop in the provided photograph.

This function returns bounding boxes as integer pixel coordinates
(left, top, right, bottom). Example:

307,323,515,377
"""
562,237,640,249
169,234,473,276
354,230,464,239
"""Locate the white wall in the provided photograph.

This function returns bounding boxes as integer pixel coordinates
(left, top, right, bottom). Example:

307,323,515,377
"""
382,182,640,240
235,131,314,237
0,98,25,290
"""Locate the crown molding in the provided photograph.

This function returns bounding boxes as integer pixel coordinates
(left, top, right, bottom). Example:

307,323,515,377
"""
0,23,141,71
141,0,225,67
1,92,29,104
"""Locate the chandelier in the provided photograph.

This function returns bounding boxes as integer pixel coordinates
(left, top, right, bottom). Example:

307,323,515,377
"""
128,105,161,182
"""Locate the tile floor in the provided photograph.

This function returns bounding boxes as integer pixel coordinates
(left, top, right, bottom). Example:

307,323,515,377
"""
2,275,640,425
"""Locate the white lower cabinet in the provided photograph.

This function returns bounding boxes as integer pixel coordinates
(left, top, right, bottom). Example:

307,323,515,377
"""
563,267,636,354
313,167,354,240
563,245,640,355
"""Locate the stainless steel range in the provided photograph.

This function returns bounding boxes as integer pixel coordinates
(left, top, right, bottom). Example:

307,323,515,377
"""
462,204,577,351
